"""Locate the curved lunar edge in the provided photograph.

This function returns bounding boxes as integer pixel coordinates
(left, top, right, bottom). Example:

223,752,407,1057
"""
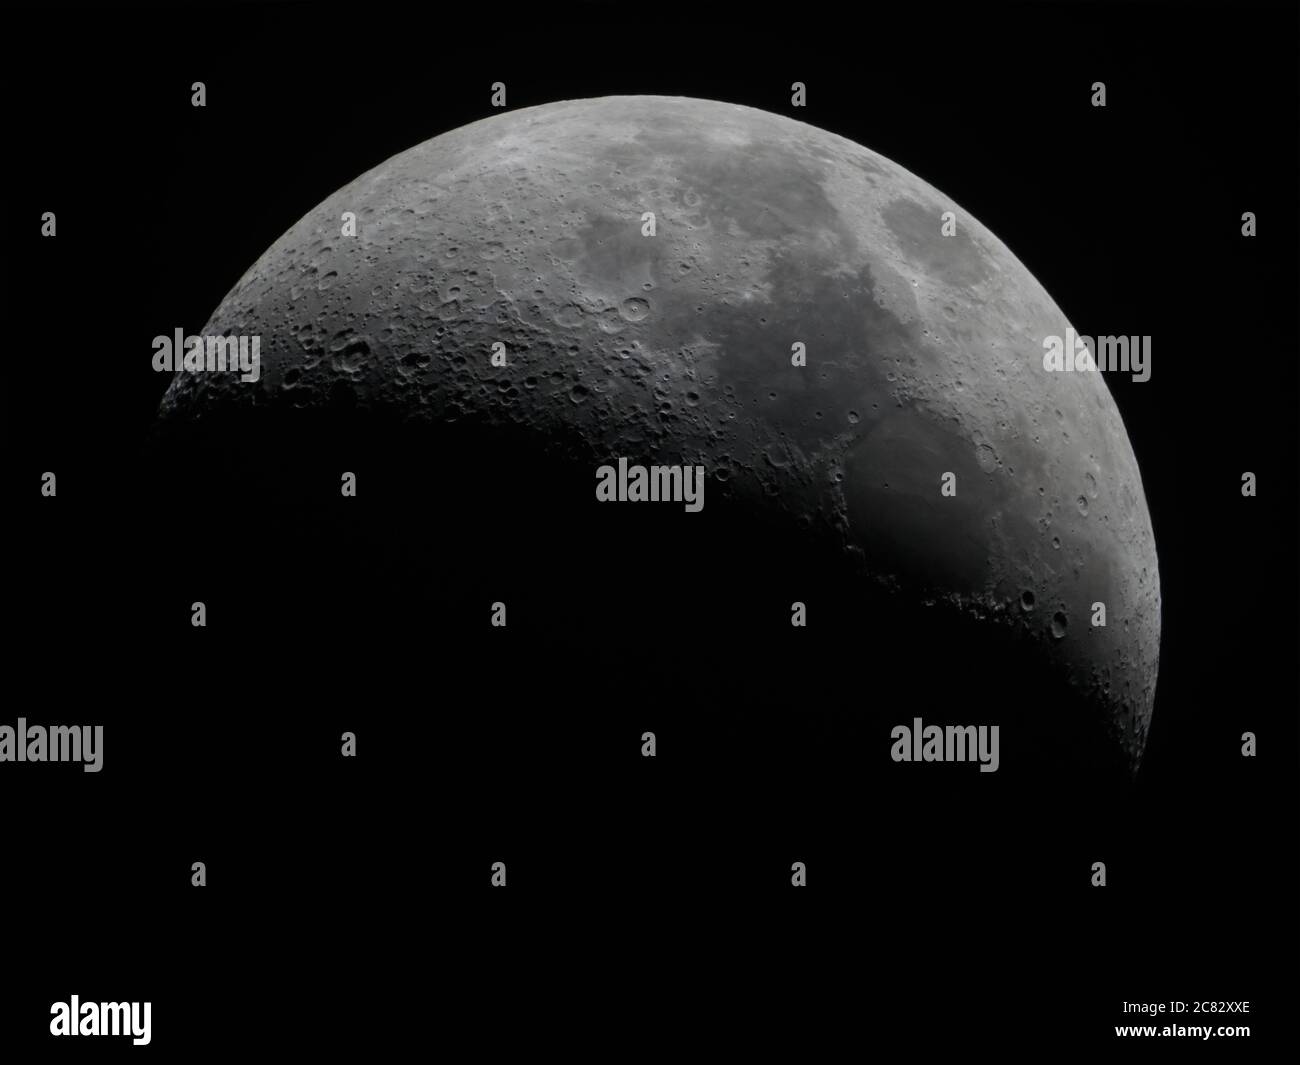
156,95,1160,778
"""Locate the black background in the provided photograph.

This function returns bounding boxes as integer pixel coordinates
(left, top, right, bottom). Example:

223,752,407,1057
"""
4,0,1297,1054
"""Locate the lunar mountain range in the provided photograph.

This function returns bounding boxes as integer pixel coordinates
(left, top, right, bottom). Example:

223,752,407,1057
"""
156,95,1160,776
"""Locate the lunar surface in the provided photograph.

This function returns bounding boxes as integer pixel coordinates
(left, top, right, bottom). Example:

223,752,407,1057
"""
157,95,1160,775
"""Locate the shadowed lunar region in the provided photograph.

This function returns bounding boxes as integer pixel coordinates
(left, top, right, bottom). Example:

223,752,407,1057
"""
156,96,1160,778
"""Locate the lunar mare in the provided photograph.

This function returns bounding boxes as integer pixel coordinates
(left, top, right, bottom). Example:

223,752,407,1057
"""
158,95,1160,773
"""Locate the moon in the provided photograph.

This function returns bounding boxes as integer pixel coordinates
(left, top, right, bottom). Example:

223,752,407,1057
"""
157,95,1160,776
